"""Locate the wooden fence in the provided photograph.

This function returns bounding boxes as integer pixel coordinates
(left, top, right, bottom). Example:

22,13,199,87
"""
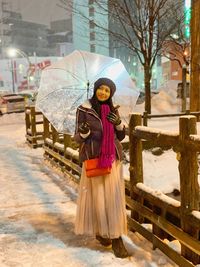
142,110,200,126
26,106,200,266
128,113,200,266
25,105,44,148
42,116,81,183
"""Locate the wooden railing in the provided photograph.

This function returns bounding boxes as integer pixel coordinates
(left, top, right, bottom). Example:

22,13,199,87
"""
142,110,200,126
26,106,200,266
25,105,44,148
42,116,80,183
128,113,200,266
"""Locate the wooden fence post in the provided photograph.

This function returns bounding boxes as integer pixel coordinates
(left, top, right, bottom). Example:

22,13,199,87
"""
143,111,148,126
43,116,50,140
129,113,143,223
63,134,72,171
30,106,37,146
64,134,72,151
25,106,31,134
179,115,200,264
51,125,59,144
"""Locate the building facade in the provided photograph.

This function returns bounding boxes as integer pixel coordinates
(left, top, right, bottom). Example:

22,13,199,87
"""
48,18,74,57
72,0,163,91
72,0,109,55
0,8,49,58
0,56,61,92
0,5,74,58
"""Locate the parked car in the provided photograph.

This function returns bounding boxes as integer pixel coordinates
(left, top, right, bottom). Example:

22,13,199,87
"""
0,94,25,114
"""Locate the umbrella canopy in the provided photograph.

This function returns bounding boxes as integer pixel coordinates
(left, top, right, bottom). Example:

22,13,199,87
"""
36,50,139,134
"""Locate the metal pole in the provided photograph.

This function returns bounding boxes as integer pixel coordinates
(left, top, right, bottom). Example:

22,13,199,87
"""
15,49,31,90
33,51,38,87
11,58,15,93
87,81,90,99
27,68,30,90
182,65,187,112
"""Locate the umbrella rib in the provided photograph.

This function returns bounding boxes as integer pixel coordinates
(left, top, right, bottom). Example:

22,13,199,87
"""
70,91,86,110
90,59,119,84
37,87,85,103
78,50,88,82
46,67,85,84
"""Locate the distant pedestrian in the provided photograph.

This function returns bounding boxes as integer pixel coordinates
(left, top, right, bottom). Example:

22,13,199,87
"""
73,77,130,258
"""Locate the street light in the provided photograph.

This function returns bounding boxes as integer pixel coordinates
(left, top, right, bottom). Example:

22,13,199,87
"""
7,47,31,91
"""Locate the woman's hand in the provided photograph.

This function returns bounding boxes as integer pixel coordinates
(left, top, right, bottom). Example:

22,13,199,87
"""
79,122,90,134
107,112,121,126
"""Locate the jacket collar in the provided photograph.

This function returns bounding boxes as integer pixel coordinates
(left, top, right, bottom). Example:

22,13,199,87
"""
80,100,92,109
79,100,100,119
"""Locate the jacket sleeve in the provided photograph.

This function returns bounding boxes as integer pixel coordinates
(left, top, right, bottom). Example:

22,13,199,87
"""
73,107,103,144
73,108,88,144
115,125,126,141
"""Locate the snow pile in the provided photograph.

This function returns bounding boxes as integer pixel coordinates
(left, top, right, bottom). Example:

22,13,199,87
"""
151,89,178,114
135,86,179,115
123,148,180,194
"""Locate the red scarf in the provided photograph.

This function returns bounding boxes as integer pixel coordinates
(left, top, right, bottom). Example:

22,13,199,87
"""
98,104,115,168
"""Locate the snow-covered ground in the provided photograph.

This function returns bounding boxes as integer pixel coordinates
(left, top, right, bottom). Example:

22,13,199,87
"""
0,87,198,267
0,112,178,267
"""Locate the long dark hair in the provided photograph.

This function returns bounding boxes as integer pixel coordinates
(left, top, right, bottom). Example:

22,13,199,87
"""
89,95,116,117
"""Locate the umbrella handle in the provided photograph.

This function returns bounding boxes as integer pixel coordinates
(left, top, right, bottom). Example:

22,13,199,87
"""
87,81,90,99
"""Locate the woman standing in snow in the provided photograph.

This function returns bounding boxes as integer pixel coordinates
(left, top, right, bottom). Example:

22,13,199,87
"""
73,77,129,258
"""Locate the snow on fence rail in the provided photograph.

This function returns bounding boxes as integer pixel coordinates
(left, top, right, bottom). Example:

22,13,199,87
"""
42,116,81,183
25,106,200,266
128,113,200,266
142,110,200,126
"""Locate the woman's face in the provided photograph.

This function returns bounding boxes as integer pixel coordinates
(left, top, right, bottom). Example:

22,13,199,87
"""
96,85,111,102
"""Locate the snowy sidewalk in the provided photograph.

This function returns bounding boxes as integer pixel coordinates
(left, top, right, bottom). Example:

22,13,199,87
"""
0,113,177,267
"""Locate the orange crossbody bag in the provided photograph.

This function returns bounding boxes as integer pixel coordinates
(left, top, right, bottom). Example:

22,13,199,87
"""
85,158,111,178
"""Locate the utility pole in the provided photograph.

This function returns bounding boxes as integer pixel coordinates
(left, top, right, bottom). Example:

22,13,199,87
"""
190,0,200,112
10,58,15,93
181,65,187,112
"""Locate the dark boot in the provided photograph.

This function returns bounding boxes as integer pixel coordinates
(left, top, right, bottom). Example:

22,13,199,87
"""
96,235,112,247
112,237,129,258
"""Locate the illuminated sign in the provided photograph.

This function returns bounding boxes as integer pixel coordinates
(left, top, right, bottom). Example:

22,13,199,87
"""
184,0,191,38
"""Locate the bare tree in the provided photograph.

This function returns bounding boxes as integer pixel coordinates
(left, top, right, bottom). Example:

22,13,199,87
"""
58,0,184,114
162,25,190,70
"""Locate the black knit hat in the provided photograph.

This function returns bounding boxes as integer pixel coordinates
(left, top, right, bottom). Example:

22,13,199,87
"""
94,77,116,97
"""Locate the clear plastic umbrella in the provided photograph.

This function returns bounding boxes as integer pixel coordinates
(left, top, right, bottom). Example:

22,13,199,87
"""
36,50,139,134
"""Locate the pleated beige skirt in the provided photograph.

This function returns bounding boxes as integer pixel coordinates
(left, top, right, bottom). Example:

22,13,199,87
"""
75,160,127,239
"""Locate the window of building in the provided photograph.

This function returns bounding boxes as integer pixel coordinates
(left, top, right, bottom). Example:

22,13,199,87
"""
90,32,95,41
89,20,95,29
157,55,161,66
89,7,94,17
90,44,95,52
89,0,94,5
